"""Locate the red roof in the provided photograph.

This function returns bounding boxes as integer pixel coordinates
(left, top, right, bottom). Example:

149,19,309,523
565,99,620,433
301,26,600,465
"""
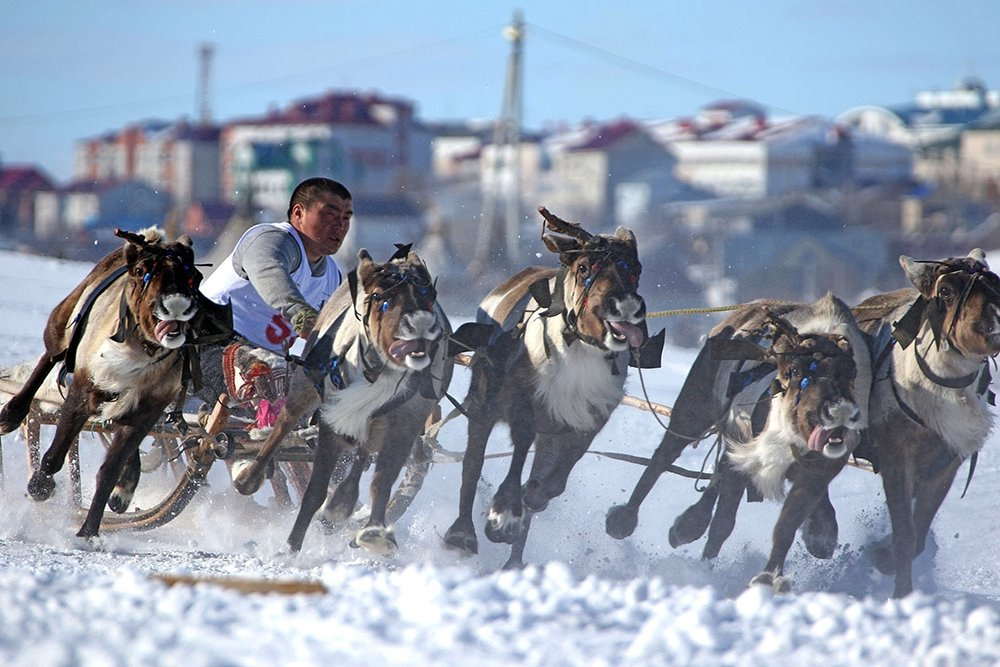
0,165,54,191
568,119,642,151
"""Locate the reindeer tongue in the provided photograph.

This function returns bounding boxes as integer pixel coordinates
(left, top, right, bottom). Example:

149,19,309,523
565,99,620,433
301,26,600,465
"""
608,321,644,348
389,339,421,361
807,426,831,453
155,320,180,342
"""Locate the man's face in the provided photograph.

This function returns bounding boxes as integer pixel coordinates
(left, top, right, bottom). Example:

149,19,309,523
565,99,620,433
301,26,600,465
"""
292,193,352,261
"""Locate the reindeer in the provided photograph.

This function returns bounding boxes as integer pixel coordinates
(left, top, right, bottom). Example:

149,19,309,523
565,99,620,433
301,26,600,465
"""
231,245,451,555
443,207,657,569
838,249,1000,597
605,294,871,592
0,228,220,538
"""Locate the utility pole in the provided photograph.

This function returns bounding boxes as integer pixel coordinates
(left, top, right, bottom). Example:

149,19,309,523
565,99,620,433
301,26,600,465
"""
197,43,215,127
472,10,524,275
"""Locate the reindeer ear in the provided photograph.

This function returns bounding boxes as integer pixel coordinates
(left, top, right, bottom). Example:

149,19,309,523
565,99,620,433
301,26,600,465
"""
177,234,193,247
969,248,988,267
900,255,937,296
613,226,637,248
357,248,376,283
542,234,580,263
834,335,852,353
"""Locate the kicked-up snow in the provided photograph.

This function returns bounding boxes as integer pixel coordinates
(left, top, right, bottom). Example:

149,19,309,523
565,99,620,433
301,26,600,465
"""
1,249,999,666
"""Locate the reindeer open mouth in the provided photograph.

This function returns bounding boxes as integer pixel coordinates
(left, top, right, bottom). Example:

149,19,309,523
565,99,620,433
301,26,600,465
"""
153,295,197,348
806,424,851,459
605,319,644,350
389,337,429,366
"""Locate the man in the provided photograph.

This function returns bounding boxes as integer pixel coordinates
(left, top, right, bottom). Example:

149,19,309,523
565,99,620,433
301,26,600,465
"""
199,177,352,429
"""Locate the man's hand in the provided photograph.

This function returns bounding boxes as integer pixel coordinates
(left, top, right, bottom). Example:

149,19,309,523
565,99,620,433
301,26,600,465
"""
291,306,319,338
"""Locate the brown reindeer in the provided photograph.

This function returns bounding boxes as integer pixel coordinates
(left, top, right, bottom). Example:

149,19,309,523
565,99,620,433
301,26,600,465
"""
605,294,871,592
231,246,452,555
0,228,217,538
443,207,657,569
843,249,1000,597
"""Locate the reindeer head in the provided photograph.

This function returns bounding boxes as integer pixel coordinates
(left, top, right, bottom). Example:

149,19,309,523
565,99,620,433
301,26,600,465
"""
764,313,862,459
899,249,1000,358
538,207,646,352
117,228,201,351
355,246,443,372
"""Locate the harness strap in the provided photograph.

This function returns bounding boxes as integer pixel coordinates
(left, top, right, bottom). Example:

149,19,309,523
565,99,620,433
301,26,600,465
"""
914,343,979,388
60,265,130,383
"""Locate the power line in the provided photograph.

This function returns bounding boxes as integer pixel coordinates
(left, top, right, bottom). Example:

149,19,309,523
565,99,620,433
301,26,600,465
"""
0,26,502,123
527,22,801,117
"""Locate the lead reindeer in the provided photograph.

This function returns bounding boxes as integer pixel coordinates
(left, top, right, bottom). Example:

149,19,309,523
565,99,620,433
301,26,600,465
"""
605,294,871,592
843,249,1000,597
0,228,214,539
443,206,658,569
232,245,452,555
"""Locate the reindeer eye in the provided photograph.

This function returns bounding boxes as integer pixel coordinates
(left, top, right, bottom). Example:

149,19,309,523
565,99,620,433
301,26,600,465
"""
938,285,955,301
578,264,589,276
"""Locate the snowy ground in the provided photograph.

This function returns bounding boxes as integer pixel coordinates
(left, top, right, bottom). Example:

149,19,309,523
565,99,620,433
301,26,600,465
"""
1,249,1000,666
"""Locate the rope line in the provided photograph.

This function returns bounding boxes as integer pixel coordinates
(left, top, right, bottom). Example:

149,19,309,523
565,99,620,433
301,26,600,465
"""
646,301,893,319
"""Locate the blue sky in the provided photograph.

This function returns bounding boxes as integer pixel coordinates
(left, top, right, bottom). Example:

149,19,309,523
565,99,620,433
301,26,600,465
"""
2,0,997,182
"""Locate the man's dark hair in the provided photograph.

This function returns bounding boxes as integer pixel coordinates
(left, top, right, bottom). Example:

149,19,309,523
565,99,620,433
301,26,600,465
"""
287,178,352,219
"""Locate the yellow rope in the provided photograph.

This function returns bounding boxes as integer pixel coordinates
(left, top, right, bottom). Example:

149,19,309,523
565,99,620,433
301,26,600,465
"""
646,301,892,319
646,304,741,318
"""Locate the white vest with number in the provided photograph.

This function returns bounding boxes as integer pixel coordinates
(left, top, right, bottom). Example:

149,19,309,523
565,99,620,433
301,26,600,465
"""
200,222,340,353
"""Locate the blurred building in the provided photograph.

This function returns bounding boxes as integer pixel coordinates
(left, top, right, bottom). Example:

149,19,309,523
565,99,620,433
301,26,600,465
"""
0,164,54,236
75,119,221,209
220,90,433,219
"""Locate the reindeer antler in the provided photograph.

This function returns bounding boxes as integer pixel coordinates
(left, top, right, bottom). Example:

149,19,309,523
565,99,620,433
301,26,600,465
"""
764,312,801,346
537,206,593,242
114,228,153,248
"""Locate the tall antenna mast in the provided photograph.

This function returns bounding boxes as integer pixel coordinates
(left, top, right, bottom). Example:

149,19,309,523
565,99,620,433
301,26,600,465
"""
197,43,215,126
472,10,524,274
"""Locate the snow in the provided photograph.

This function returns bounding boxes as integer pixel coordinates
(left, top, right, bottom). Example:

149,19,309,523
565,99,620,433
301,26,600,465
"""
1,249,1000,666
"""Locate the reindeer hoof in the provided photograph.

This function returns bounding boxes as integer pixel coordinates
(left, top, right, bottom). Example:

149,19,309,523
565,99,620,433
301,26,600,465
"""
605,505,638,539
521,482,550,513
107,491,132,514
353,526,397,556
484,509,524,544
868,535,896,575
232,460,266,496
443,522,479,555
27,472,55,501
801,520,838,560
0,405,27,435
749,572,791,594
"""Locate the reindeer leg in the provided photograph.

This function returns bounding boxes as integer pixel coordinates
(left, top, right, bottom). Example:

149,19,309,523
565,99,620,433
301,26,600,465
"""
606,343,722,539
107,448,141,513
233,378,318,496
604,344,721,540
0,353,55,434
27,385,91,501
749,461,843,593
77,403,165,538
353,435,413,556
321,454,367,524
444,364,500,555
874,447,917,597
485,397,535,545
287,423,346,552
801,488,838,559
523,430,595,513
911,454,961,558
702,460,748,559
502,513,533,570
670,454,739,550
